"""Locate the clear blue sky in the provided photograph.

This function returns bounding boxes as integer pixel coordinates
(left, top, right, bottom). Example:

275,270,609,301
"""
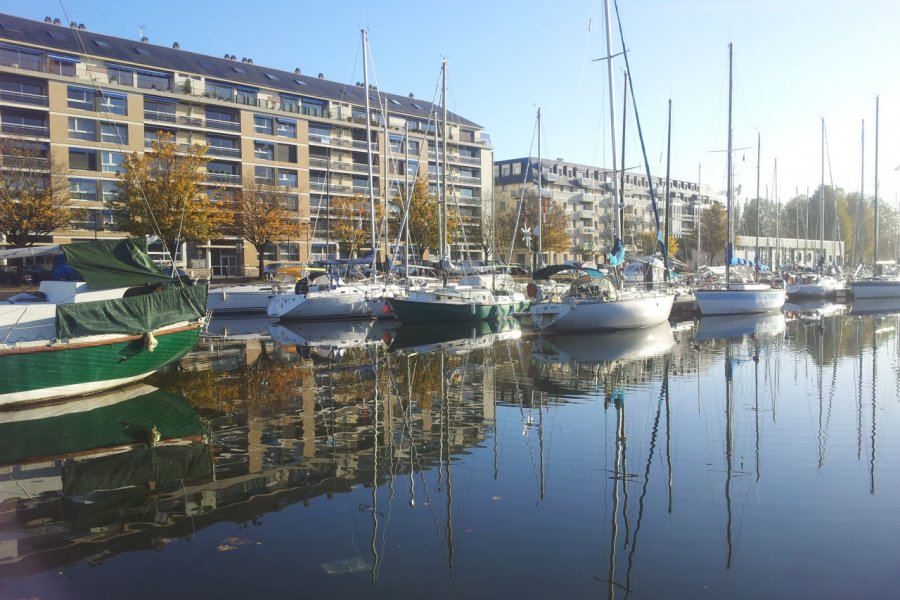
6,0,900,207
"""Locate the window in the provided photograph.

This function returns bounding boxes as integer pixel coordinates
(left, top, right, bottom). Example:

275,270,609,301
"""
100,122,128,144
276,118,296,138
294,78,308,87
68,117,97,141
205,106,239,130
254,141,274,160
206,81,234,101
254,114,274,135
101,150,124,173
99,92,127,115
135,47,152,56
389,135,402,153
512,163,521,176
264,73,280,81
235,86,257,105
308,123,332,141
101,181,119,202
144,96,176,122
0,75,45,105
0,44,42,71
276,243,300,261
207,134,240,157
282,194,299,211
67,86,94,111
136,69,171,91
69,178,97,201
69,148,98,171
94,40,111,48
231,66,247,74
275,143,297,163
280,94,298,112
107,64,134,86
407,140,420,155
278,169,298,187
255,165,275,184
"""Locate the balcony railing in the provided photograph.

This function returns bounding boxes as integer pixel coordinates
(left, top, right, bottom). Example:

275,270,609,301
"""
203,117,241,132
144,110,177,123
207,146,242,158
0,89,49,107
0,122,49,137
205,172,242,184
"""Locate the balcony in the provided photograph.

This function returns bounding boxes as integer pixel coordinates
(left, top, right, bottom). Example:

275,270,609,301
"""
0,122,49,137
144,110,177,124
0,89,48,107
203,117,241,132
205,172,241,184
207,146,241,158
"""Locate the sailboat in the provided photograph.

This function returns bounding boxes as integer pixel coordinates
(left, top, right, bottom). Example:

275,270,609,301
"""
850,96,900,300
787,118,843,299
527,0,673,332
387,60,527,324
267,30,401,321
694,44,786,316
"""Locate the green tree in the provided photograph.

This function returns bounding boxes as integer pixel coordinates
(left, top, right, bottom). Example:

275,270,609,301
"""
110,131,231,260
231,179,304,279
0,137,71,250
699,201,727,265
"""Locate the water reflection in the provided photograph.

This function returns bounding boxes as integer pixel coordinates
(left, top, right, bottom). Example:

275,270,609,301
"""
4,311,900,598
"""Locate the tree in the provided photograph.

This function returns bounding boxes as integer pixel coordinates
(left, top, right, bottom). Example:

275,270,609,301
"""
328,193,383,258
638,230,679,258
495,190,570,260
0,137,71,249
231,179,302,279
109,132,231,261
699,201,727,265
395,177,459,258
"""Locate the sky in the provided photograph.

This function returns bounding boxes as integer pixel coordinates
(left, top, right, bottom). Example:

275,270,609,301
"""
6,0,900,208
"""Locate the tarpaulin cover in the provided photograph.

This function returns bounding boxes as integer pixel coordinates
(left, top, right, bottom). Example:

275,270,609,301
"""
56,283,207,339
61,238,172,290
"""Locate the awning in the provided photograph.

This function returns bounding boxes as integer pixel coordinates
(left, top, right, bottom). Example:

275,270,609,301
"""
0,244,62,260
47,53,79,63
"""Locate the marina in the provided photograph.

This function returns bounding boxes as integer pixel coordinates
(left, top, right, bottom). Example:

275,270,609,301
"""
3,301,900,598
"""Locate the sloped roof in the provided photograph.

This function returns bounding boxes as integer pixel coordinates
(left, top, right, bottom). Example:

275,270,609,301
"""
0,12,481,128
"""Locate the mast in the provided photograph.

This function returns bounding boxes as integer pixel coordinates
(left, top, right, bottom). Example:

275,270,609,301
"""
441,59,449,272
404,122,410,277
697,163,702,270
537,107,543,269
725,42,734,285
619,71,628,252
362,30,377,276
664,98,672,281
603,0,622,246
774,158,779,269
857,119,864,267
874,95,880,270
821,117,825,266
755,133,760,272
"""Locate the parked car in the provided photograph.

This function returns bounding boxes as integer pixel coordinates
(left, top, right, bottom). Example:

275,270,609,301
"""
22,264,52,283
0,265,24,284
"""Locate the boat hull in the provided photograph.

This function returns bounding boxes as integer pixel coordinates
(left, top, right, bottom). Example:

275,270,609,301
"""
208,285,280,315
786,279,841,299
0,324,201,407
530,292,674,332
267,288,373,320
389,291,526,324
850,278,900,300
694,286,786,315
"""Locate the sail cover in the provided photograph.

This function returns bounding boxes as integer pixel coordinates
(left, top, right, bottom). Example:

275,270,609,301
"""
61,238,173,289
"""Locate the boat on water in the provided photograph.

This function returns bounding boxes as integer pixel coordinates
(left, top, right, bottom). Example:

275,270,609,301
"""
786,270,844,299
266,269,400,320
207,265,324,315
527,5,673,332
850,98,900,300
0,238,206,407
694,43,785,316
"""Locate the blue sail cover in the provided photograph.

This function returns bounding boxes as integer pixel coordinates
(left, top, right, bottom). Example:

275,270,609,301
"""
726,243,769,271
608,238,625,266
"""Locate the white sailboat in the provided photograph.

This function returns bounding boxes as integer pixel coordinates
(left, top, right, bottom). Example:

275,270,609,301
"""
787,118,843,299
850,96,900,300
528,0,673,332
694,43,785,316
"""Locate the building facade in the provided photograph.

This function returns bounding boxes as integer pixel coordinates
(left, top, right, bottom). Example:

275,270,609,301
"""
0,13,492,276
494,157,716,267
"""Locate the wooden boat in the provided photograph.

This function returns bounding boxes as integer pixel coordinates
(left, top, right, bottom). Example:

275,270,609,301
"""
0,239,206,407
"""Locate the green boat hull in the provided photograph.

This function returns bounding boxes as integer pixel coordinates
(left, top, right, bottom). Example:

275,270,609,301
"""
389,297,528,325
0,326,201,407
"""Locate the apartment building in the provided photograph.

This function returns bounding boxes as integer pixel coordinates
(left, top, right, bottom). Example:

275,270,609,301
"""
0,13,492,276
494,156,716,266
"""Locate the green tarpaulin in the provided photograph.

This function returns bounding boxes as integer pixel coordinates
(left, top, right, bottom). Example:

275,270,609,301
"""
62,238,173,290
56,283,207,339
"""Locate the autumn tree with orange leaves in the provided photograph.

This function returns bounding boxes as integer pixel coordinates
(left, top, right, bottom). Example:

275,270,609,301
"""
231,179,303,279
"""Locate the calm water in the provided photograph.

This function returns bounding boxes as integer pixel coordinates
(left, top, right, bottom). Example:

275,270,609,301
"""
4,302,900,599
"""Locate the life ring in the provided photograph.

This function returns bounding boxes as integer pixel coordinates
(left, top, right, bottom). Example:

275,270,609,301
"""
526,282,538,298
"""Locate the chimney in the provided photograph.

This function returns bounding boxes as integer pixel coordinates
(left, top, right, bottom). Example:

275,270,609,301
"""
318,73,324,79
246,58,252,64
409,93,414,98
141,36,149,43
53,18,61,25
230,54,236,60
70,21,77,28
172,42,180,49
44,17,52,23
294,68,301,75
78,23,85,30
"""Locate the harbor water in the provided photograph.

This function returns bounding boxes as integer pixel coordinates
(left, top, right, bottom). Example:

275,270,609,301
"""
3,304,900,599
